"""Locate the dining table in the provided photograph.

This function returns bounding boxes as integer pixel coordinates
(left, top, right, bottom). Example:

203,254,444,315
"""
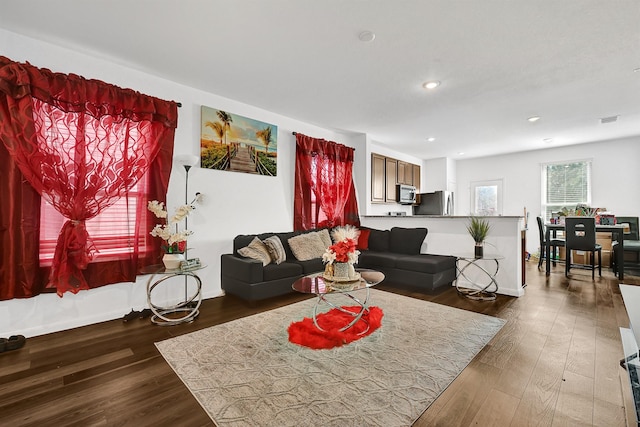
545,223,626,280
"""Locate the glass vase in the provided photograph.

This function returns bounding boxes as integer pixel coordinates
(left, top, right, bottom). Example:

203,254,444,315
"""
474,243,484,259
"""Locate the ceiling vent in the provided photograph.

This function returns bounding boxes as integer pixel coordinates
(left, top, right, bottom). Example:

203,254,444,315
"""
600,115,619,124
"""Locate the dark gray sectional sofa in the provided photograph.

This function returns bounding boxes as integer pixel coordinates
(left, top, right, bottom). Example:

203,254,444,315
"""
220,226,456,304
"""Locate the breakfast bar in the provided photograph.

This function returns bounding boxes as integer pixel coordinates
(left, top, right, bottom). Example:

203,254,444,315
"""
361,215,525,297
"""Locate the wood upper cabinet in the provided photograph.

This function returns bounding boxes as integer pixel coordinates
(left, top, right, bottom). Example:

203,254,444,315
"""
371,152,420,203
371,153,386,203
385,157,398,203
397,161,410,185
412,164,421,192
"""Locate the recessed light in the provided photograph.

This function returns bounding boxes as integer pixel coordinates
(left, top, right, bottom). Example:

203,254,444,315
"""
422,81,440,90
358,31,376,42
634,67,640,73
458,152,465,156
527,116,541,122
543,138,554,143
427,137,435,142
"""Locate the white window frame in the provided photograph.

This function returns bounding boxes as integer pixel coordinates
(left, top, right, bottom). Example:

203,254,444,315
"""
540,159,592,222
470,179,503,216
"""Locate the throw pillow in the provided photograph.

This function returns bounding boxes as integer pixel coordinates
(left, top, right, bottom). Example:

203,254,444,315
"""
357,228,371,250
367,228,390,252
390,227,428,255
237,237,272,266
317,229,333,248
288,232,327,261
263,235,286,264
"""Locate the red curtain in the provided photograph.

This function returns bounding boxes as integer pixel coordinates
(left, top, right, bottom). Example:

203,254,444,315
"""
0,56,178,297
294,133,360,230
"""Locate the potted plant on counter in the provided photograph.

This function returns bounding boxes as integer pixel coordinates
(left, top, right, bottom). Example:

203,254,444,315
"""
467,216,491,259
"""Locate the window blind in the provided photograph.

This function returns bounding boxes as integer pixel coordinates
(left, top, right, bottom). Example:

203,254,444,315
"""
542,160,591,220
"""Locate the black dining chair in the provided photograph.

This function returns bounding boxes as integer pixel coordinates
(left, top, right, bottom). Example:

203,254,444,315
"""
613,216,640,275
537,216,565,269
565,217,601,279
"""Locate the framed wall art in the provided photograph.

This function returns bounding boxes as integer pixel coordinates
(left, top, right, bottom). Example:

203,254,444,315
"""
200,105,278,176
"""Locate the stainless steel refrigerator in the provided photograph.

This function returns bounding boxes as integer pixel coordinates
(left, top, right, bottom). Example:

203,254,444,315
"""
413,191,454,215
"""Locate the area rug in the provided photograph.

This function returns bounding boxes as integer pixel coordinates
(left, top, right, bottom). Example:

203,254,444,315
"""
155,289,505,427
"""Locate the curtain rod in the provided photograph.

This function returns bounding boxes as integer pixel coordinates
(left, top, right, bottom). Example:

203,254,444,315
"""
292,131,297,135
177,102,182,107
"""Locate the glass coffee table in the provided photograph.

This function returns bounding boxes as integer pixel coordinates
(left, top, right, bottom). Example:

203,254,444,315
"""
292,268,385,333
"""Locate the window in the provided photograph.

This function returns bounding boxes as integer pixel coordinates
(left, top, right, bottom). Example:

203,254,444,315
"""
541,160,591,221
470,179,503,216
39,176,149,266
294,134,359,230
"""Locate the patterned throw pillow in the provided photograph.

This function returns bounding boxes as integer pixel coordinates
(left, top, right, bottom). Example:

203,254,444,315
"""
263,235,286,264
237,237,272,266
288,232,327,261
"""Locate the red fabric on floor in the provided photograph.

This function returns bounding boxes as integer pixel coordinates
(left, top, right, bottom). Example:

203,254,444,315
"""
288,306,383,349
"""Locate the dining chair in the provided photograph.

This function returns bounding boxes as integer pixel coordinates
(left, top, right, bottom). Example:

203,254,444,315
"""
565,216,601,279
537,216,565,269
613,216,640,275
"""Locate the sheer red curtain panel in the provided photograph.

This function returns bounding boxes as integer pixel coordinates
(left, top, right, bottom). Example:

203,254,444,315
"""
0,56,178,298
294,133,360,231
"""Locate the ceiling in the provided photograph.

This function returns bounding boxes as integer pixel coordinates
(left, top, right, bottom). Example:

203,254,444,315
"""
1,0,639,160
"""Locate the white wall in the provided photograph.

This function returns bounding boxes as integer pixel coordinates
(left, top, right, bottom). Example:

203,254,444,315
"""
0,29,364,337
455,136,640,255
423,157,457,196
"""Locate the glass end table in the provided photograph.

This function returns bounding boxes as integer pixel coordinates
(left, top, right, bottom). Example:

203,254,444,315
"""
140,264,206,326
453,254,503,301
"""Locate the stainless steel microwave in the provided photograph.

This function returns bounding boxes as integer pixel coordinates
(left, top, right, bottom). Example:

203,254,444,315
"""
396,184,417,204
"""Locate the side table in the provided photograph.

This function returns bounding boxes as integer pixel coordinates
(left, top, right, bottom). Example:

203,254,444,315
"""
454,254,503,301
141,264,206,326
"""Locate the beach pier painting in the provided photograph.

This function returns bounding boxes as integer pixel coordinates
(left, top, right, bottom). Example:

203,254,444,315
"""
200,105,277,176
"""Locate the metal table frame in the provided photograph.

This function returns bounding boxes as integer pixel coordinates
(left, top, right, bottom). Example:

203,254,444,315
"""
142,264,206,326
292,268,385,334
454,254,503,301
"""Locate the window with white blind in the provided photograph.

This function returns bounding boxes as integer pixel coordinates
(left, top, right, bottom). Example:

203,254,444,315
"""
39,176,149,266
541,160,591,221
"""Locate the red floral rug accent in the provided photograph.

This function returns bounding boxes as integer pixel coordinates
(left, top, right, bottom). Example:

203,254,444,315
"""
288,306,383,349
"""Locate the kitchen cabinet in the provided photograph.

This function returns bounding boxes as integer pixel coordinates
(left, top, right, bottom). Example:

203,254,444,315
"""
413,164,421,192
371,153,420,203
385,157,398,203
371,153,386,203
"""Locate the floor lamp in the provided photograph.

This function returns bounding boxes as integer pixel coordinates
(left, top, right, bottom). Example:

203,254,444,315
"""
174,154,200,305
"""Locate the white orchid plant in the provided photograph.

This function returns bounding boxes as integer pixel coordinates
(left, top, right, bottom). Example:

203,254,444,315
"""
148,193,203,253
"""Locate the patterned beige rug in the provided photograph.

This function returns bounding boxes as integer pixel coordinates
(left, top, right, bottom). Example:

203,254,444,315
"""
155,289,505,427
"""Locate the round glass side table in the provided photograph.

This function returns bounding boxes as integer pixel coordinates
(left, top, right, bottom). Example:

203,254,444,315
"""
140,264,206,326
453,254,503,301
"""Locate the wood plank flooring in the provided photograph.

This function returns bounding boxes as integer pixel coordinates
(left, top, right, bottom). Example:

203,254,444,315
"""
1,261,639,426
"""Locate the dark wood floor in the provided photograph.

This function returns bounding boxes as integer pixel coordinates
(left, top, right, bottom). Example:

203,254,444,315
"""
1,261,639,426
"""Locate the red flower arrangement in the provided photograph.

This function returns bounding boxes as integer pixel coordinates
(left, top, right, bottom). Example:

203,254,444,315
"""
322,225,361,265
328,238,357,263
